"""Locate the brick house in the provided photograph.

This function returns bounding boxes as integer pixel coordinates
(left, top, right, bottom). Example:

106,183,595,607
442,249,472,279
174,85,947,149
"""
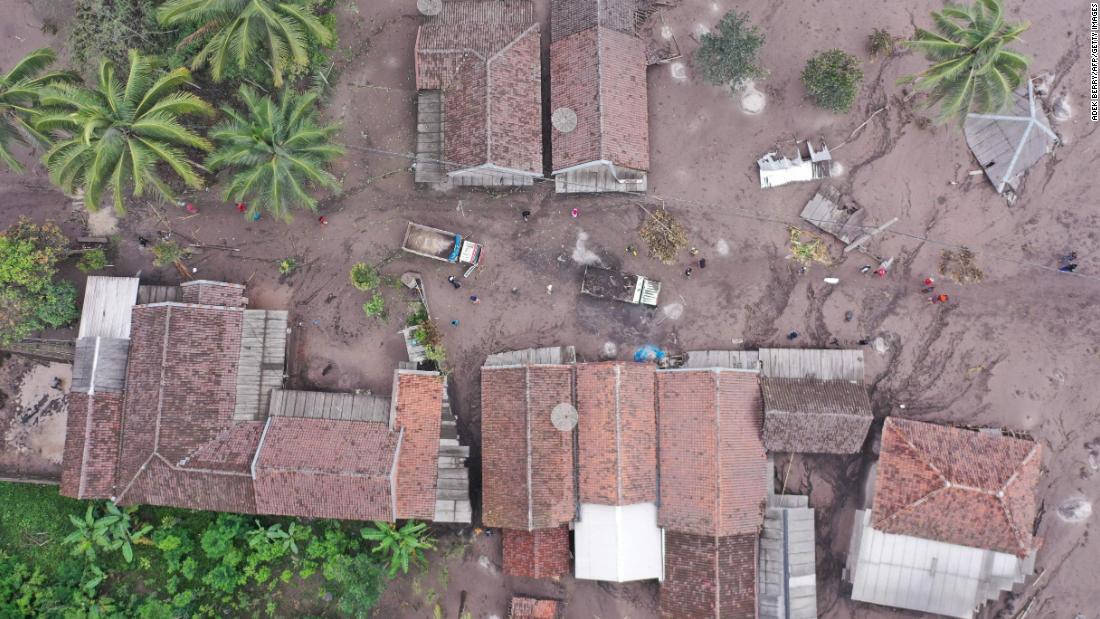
550,0,651,193
413,0,543,188
846,418,1042,618
60,277,470,523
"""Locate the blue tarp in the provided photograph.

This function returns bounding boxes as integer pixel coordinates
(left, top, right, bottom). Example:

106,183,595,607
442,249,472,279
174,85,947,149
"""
447,234,462,263
633,344,667,363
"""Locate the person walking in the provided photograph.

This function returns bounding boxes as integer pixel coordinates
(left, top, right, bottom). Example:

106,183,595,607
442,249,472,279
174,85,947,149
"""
1059,263,1078,273
469,295,480,304
930,293,949,304
447,275,461,289
318,216,328,225
450,319,459,327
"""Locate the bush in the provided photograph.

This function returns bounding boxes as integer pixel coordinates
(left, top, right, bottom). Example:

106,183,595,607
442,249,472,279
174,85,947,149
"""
363,293,386,319
278,257,298,275
76,248,109,272
868,28,896,58
801,49,864,112
693,11,767,90
151,240,185,268
68,0,177,73
0,219,78,345
349,263,379,292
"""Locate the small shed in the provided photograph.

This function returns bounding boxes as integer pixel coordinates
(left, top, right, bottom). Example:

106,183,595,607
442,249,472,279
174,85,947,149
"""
964,80,1058,196
800,186,867,245
759,141,832,189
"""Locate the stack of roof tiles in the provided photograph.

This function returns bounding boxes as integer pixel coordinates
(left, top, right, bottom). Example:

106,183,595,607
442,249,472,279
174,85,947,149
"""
60,279,447,522
414,0,543,182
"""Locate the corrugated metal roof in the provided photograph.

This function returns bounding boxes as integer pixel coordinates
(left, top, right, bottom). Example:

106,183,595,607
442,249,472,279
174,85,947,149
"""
848,510,1034,618
234,310,288,421
964,81,1058,195
77,276,139,338
574,502,664,582
71,337,130,394
758,348,864,381
759,500,817,619
267,389,391,422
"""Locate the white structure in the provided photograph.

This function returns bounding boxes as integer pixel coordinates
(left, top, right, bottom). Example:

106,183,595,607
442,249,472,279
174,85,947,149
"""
964,80,1059,196
846,510,1035,618
758,141,832,188
574,503,664,582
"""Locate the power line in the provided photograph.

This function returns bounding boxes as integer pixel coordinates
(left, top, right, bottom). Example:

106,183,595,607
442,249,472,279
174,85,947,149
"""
343,144,1100,283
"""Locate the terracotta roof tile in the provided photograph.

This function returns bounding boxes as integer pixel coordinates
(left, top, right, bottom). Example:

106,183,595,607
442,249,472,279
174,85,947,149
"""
760,377,873,453
657,370,767,537
415,0,542,173
510,596,561,619
253,417,399,521
502,527,571,579
872,417,1041,556
576,362,657,505
60,392,123,499
393,371,444,520
660,531,757,618
551,0,637,42
481,365,575,530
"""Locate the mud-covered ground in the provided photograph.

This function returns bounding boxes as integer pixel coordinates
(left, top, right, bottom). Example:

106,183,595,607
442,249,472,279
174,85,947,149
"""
2,0,1099,617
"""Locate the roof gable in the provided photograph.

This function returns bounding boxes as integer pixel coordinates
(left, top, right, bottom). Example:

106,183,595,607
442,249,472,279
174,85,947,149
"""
872,418,1041,556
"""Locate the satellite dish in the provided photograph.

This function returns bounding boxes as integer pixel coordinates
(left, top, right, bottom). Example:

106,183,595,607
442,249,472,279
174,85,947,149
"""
551,107,578,133
417,0,442,16
551,402,579,432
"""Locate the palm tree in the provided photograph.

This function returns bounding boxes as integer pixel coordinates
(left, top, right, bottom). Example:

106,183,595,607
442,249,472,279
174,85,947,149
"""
156,0,336,87
206,86,342,221
35,50,214,214
903,0,1030,124
0,48,78,172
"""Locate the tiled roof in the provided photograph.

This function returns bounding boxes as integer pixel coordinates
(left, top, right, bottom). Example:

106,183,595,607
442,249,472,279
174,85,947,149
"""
510,596,561,619
550,2,649,173
481,365,576,530
60,392,123,499
576,362,657,505
551,0,637,42
392,371,444,520
872,417,1041,556
660,531,758,618
502,526,572,579
179,280,246,307
656,369,768,537
415,0,543,173
253,417,399,521
760,377,873,453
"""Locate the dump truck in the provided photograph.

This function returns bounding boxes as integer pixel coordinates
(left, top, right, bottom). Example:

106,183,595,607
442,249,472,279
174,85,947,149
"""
580,266,661,306
401,222,483,273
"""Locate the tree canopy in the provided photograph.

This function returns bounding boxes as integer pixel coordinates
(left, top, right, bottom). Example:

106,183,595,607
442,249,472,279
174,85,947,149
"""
35,50,214,213
0,48,78,172
903,0,1030,124
0,219,77,345
693,11,767,90
801,49,864,112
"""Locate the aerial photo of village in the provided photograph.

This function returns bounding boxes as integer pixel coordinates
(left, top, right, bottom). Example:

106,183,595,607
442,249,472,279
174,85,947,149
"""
0,0,1097,617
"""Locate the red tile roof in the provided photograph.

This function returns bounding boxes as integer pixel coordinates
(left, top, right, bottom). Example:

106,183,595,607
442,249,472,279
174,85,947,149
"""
550,3,649,173
481,365,576,530
660,531,758,619
872,417,1041,556
60,392,123,499
656,370,768,537
415,0,543,174
392,371,444,520
502,526,572,579
253,417,399,521
576,362,657,505
510,596,561,619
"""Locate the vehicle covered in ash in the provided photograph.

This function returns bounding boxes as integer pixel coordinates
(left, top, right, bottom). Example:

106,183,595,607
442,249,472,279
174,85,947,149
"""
402,222,483,273
580,265,661,306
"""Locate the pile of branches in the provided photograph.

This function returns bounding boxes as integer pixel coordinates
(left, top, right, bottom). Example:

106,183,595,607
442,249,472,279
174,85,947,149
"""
939,247,984,284
640,207,688,263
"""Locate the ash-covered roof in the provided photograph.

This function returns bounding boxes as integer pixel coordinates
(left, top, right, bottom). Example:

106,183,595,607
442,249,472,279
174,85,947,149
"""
761,377,873,454
964,80,1058,195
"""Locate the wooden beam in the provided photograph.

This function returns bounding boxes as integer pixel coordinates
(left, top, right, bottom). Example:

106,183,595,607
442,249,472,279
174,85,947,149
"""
843,217,899,253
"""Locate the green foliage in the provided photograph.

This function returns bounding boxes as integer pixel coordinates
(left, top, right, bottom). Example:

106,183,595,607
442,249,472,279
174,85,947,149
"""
363,293,386,319
868,28,897,58
335,555,386,619
279,257,299,275
801,49,864,112
693,11,767,90
406,301,429,327
206,86,343,222
788,227,831,265
156,0,337,87
0,218,78,345
77,248,109,272
0,48,78,172
350,262,379,292
36,50,215,213
902,0,1029,124
68,0,177,73
360,521,435,577
63,502,153,564
152,240,186,267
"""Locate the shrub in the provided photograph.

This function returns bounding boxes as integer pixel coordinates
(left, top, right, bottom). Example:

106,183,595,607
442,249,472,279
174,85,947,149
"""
152,240,185,268
67,0,177,73
0,219,78,345
279,257,298,275
868,28,896,58
693,11,767,90
801,49,864,112
349,263,379,292
76,248,109,272
363,293,386,319
361,521,435,577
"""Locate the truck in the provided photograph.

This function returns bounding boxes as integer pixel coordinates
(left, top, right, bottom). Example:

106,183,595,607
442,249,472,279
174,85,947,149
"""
401,222,483,274
580,265,661,307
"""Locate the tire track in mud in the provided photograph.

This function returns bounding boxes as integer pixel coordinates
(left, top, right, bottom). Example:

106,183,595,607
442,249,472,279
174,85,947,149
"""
743,257,801,346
